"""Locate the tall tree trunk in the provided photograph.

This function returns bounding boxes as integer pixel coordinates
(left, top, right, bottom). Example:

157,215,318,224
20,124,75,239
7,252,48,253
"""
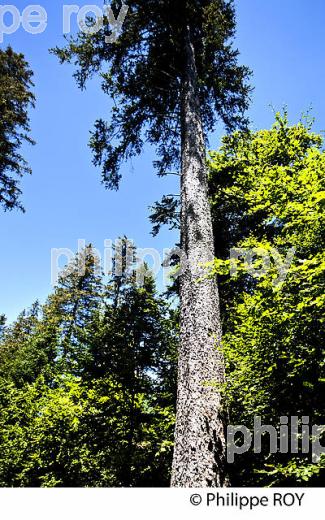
171,27,227,488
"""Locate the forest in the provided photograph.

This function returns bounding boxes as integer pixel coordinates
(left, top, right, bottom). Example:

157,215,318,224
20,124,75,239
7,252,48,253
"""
0,0,324,488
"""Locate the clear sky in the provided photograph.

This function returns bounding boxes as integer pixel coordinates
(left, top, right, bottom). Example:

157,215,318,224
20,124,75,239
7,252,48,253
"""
1,0,325,322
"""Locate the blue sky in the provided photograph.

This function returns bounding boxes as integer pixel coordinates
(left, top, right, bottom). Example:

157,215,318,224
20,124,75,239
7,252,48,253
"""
1,0,325,322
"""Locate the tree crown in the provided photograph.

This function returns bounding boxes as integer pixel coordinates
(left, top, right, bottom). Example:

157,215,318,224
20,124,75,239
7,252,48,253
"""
52,0,251,188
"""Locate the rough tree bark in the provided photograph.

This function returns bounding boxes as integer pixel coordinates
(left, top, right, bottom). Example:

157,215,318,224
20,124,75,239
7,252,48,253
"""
171,27,227,488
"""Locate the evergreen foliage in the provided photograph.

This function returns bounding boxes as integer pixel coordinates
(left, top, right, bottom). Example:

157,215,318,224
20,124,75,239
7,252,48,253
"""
0,47,35,211
0,244,178,487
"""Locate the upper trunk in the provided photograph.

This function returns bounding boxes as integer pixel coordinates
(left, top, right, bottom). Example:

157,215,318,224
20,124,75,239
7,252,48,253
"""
171,26,227,487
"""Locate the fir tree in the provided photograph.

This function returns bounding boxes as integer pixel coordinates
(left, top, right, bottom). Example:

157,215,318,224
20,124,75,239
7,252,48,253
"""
0,46,35,211
53,0,251,486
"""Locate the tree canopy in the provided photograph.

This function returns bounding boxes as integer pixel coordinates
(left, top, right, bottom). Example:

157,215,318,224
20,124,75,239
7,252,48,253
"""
52,0,251,188
209,113,325,485
0,243,177,486
1,115,324,486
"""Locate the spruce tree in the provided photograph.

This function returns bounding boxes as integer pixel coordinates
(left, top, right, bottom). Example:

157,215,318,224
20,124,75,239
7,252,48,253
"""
0,47,35,211
53,0,251,486
44,245,103,373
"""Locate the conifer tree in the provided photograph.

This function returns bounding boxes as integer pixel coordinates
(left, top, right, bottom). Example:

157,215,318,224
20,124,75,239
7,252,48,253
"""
0,47,35,211
44,245,103,373
0,302,55,386
53,0,251,486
